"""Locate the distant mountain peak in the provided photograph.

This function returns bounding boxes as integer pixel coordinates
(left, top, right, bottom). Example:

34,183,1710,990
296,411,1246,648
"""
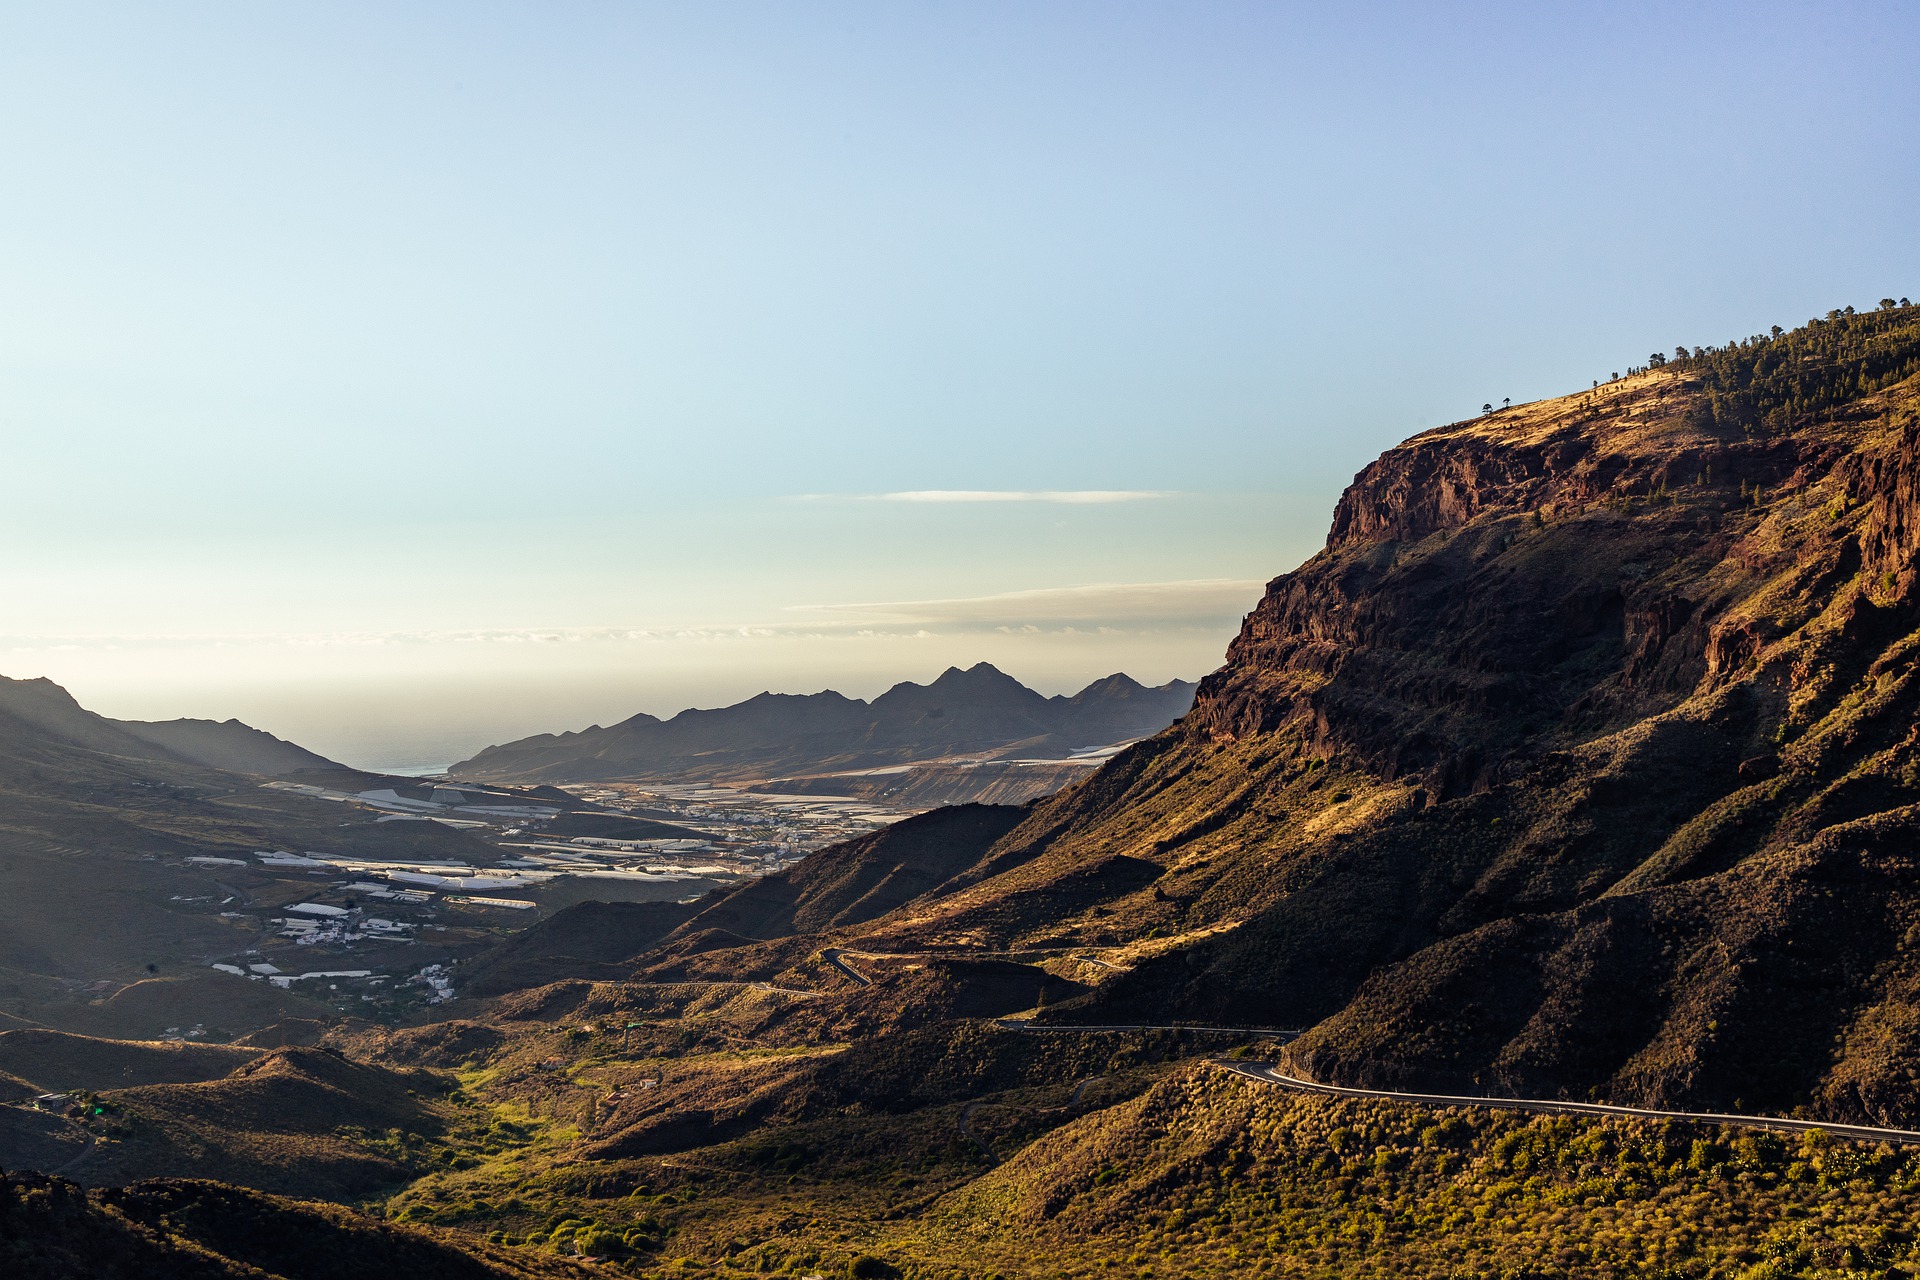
928,661,1024,689
452,663,1202,785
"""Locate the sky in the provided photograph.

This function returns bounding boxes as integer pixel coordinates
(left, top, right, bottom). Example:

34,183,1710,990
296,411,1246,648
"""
2,2,1916,770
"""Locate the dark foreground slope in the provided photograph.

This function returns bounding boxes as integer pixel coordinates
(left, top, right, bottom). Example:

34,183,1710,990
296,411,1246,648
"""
74,1047,452,1200
0,1172,606,1280
824,305,1920,1125
109,718,342,776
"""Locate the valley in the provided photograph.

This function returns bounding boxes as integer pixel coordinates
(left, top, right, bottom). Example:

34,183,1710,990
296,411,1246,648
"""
7,305,1920,1278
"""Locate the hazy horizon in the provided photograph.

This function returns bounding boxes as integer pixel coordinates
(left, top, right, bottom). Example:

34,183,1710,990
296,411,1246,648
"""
17,589,1261,773
5,2,1915,771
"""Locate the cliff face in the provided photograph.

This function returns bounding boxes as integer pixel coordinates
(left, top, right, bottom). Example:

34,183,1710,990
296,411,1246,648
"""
845,305,1920,1125
1185,377,1837,794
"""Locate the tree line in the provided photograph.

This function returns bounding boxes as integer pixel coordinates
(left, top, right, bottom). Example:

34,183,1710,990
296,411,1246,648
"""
1655,298,1919,435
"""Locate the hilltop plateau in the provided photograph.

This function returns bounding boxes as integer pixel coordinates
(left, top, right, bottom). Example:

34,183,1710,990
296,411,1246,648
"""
0,1171,609,1278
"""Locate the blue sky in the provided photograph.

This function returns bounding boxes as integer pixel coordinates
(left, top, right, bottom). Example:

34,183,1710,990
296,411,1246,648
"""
2,2,1915,768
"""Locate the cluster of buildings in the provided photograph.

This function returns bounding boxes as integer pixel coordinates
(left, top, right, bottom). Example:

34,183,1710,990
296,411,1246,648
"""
180,777,906,1016
563,783,904,871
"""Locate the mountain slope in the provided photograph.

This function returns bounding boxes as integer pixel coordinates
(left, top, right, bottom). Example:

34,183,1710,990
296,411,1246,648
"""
660,801,1031,942
64,303,1920,1280
822,304,1920,1125
451,664,1197,784
77,1048,448,1200
458,804,1031,996
110,718,342,776
0,1171,605,1279
0,678,339,777
458,900,699,997
0,676,202,765
0,676,509,1039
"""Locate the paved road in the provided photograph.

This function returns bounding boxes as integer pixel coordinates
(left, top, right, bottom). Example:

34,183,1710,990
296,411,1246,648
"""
957,1102,993,1158
1064,1076,1103,1108
50,1124,96,1177
819,948,871,987
1212,1060,1920,1147
2,1103,97,1179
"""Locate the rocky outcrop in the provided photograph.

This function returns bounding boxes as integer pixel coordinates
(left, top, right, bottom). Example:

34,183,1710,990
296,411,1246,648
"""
1183,361,1905,795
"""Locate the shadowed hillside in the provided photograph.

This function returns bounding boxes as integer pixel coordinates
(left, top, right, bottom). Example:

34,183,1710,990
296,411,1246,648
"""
662,802,1031,941
458,901,700,998
109,718,342,777
73,1048,452,1200
0,1030,259,1093
0,1172,608,1279
0,675,516,1039
457,805,1029,997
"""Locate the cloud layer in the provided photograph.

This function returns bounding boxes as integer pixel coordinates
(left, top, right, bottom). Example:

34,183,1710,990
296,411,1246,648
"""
796,490,1178,504
788,578,1262,628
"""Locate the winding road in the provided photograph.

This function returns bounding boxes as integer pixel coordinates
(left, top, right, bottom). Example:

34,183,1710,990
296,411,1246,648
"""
984,1016,1920,1147
50,1123,96,1177
662,942,1920,1150
957,1101,993,1158
1211,1059,1920,1148
1064,1076,1103,1108
819,948,871,987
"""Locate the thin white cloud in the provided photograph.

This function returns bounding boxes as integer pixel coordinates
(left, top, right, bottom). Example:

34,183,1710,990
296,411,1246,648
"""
0,581,1264,656
787,579,1263,628
793,489,1178,504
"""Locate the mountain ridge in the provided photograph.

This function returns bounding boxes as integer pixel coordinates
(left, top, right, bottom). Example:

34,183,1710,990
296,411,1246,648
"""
0,675,343,778
452,662,1199,785
110,717,342,777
